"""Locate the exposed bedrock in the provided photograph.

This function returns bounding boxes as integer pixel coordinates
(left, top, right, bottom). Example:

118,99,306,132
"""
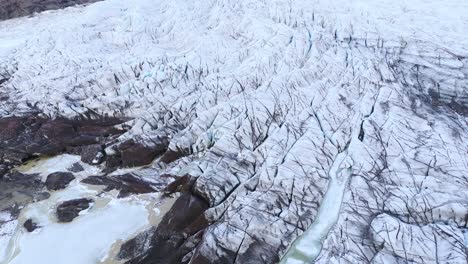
23,218,39,232
0,0,102,21
122,175,210,264
79,144,106,165
105,136,170,169
56,197,93,222
0,115,126,178
81,173,164,198
45,172,75,191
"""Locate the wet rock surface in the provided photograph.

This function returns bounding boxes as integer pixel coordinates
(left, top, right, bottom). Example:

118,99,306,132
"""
45,172,75,191
0,172,48,212
81,174,159,198
56,198,93,223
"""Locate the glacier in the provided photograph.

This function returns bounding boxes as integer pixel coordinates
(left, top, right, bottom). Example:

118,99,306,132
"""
0,0,467,263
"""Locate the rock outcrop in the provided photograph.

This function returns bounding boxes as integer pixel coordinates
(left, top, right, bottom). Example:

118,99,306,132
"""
81,174,160,198
45,172,75,191
56,198,93,222
122,176,210,264
0,116,126,178
23,219,39,232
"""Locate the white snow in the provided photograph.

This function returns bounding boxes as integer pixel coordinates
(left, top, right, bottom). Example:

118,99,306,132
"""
0,212,17,262
464,230,468,248
1,198,149,264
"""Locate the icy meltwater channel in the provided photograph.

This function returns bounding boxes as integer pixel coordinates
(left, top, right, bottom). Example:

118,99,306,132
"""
0,155,169,264
280,151,353,264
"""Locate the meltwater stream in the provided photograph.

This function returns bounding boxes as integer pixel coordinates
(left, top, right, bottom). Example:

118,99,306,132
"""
280,151,352,264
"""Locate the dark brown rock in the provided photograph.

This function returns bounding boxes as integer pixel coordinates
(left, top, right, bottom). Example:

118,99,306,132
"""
23,218,39,232
68,162,84,173
163,174,193,194
45,172,75,191
123,176,210,264
118,227,156,261
104,154,122,171
80,144,105,164
0,115,126,178
56,198,93,222
81,174,156,198
204,240,280,264
159,148,189,164
118,139,168,167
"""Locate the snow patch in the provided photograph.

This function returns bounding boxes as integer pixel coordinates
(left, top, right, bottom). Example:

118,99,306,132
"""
1,197,149,264
0,212,17,261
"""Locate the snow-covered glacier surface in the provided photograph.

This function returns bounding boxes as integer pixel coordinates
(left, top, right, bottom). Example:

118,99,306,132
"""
0,0,467,263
